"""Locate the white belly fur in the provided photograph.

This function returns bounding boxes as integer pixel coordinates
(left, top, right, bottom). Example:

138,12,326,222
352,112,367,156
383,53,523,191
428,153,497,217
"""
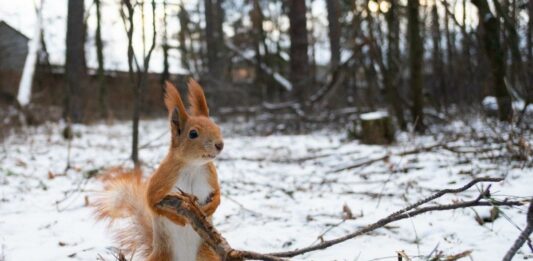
164,164,213,261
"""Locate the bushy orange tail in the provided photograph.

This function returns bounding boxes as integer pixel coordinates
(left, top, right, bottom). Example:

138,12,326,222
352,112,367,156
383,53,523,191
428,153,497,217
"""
94,168,153,257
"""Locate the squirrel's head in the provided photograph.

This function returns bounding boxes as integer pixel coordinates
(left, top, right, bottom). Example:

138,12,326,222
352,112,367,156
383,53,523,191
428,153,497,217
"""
164,79,223,165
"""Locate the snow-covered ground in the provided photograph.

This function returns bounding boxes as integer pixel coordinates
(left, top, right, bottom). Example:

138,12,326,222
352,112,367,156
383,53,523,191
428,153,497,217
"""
0,118,531,260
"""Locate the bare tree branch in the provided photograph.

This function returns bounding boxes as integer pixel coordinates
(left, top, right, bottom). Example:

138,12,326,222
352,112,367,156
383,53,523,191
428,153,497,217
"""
502,197,533,261
157,178,522,260
268,182,521,258
330,141,450,173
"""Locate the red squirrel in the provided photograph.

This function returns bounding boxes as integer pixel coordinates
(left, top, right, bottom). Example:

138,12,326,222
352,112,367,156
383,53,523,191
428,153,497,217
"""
95,79,223,261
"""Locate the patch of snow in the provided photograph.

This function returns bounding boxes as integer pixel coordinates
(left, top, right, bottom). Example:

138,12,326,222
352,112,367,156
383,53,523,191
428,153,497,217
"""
482,96,533,112
272,72,292,91
0,119,531,260
360,110,389,120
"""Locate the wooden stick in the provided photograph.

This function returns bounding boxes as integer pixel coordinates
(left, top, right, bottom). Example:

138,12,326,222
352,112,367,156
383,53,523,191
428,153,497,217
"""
502,197,533,261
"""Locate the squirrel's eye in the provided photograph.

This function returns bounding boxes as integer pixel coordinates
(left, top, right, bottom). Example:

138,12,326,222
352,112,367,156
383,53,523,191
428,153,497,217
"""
188,130,199,139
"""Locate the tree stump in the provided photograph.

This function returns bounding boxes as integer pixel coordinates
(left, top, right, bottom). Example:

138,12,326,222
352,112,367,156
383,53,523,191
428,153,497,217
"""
360,111,395,145
482,96,499,118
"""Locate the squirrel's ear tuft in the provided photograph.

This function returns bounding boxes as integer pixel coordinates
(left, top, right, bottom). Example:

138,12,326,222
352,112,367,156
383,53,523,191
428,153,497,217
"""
187,78,209,117
164,81,188,133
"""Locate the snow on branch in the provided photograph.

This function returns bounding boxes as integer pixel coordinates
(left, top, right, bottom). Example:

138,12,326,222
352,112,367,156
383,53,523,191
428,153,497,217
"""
157,178,522,261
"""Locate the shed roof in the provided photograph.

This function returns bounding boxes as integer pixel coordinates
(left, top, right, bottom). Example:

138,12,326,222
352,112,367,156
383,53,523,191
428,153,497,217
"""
0,20,30,41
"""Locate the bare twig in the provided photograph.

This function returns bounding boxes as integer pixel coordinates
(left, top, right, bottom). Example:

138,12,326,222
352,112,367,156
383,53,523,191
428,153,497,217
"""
330,142,449,173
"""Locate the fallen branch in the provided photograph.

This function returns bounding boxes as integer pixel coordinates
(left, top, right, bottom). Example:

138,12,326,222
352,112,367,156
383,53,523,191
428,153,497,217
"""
268,180,521,258
157,178,521,260
330,141,449,173
502,197,533,261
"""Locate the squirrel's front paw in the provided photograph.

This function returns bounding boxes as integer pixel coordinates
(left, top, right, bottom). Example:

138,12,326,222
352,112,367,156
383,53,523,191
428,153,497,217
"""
203,192,215,205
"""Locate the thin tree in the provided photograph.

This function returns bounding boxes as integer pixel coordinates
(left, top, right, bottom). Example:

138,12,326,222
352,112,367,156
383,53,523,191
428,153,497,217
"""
17,0,44,108
472,0,513,121
204,0,222,81
250,2,263,78
250,0,269,99
122,0,157,165
526,1,533,105
442,0,456,103
385,0,406,130
161,0,170,86
288,0,310,105
65,0,87,123
431,0,445,111
95,0,107,118
526,1,533,69
326,0,341,71
177,3,192,73
407,0,425,131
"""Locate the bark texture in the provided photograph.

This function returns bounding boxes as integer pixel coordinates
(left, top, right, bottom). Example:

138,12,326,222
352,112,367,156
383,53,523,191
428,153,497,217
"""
407,0,424,131
65,0,87,123
288,0,310,104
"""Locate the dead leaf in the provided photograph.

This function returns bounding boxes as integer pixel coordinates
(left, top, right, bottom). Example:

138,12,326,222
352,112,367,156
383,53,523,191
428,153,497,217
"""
15,159,27,167
397,250,411,261
342,204,353,220
472,208,484,225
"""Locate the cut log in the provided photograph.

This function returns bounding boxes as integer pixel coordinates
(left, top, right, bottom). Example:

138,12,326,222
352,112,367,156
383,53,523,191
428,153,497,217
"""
360,111,395,145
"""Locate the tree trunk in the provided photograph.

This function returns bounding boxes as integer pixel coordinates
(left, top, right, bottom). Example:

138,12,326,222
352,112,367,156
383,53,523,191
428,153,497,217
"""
288,0,310,104
472,0,513,121
526,0,533,93
527,1,533,67
308,3,317,87
385,0,406,130
65,0,87,123
17,0,43,108
204,0,225,82
407,0,425,131
122,0,156,166
95,0,107,118
122,0,138,164
431,2,445,111
161,1,169,86
204,0,218,78
460,0,472,103
443,2,455,102
349,1,362,106
326,0,341,71
493,0,526,94
251,0,266,99
178,4,191,72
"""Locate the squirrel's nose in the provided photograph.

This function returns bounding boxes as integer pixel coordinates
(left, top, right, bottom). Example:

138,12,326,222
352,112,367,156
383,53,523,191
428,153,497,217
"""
215,142,224,152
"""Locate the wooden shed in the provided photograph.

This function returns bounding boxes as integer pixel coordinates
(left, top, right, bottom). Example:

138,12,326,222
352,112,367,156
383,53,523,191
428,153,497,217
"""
0,21,29,72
